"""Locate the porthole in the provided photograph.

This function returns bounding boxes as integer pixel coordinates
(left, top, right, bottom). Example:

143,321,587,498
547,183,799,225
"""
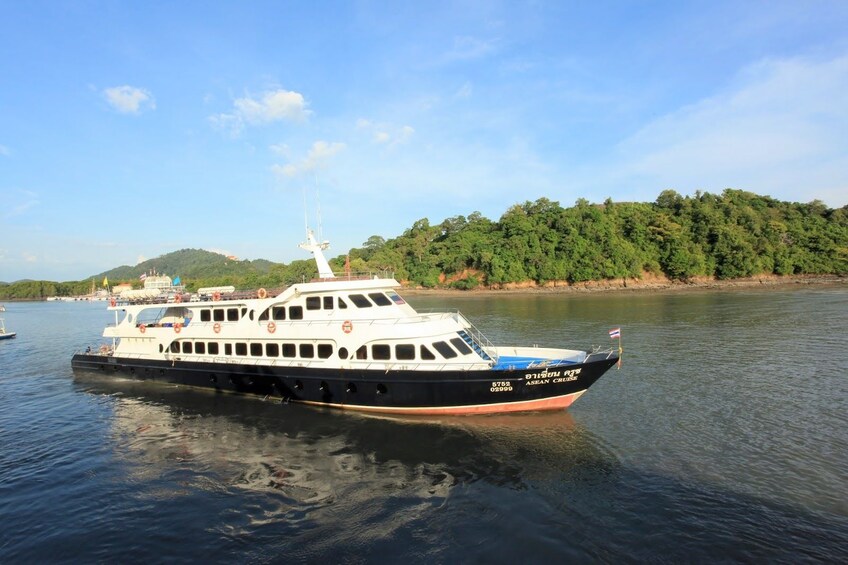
376,383,387,395
294,380,303,390
338,347,349,360
346,382,357,393
210,374,218,384
127,314,133,324
319,381,328,392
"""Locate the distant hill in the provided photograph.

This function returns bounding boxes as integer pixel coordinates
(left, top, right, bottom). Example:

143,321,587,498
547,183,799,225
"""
94,249,279,281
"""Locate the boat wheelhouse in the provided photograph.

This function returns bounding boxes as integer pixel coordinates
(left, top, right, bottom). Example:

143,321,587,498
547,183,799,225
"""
72,231,619,415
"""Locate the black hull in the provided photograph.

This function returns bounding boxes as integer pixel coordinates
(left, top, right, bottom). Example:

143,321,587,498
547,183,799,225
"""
71,353,618,414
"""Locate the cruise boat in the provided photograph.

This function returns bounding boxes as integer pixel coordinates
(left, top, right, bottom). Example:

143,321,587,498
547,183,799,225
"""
72,231,620,415
0,318,15,340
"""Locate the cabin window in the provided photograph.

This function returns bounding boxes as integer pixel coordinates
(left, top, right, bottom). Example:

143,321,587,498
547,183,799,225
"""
250,343,263,357
235,343,247,356
395,344,415,360
338,298,348,309
266,343,279,357
349,294,372,308
338,347,349,360
259,309,269,321
282,343,296,358
317,344,333,359
170,342,179,353
355,345,368,359
196,342,206,355
200,309,211,322
369,292,392,306
432,341,458,359
182,342,193,354
289,306,303,320
241,307,247,318
248,310,254,321
387,291,405,305
299,343,314,358
272,306,286,321
159,344,164,353
213,309,225,322
420,345,436,360
450,337,473,355
306,296,321,310
224,343,233,356
227,308,239,321
372,344,391,360
323,296,334,310
208,342,219,355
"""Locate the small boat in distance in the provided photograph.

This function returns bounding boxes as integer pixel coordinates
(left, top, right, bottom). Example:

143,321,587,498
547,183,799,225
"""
72,230,620,415
0,318,15,340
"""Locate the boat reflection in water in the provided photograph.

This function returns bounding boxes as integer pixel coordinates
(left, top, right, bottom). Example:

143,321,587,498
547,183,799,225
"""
74,371,616,507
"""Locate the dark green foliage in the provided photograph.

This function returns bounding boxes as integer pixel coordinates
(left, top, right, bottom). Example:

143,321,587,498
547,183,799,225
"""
2,190,846,299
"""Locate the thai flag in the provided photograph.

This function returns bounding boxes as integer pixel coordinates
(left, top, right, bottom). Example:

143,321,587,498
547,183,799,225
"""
609,328,621,339
139,273,147,280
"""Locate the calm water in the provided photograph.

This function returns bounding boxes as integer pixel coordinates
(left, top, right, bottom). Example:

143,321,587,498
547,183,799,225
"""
1,287,847,563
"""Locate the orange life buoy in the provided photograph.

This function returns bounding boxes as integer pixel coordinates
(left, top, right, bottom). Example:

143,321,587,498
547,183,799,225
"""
174,323,182,334
258,288,267,299
267,321,276,333
174,293,182,303
342,320,353,333
212,292,221,301
213,322,221,334
139,324,146,333
110,298,116,307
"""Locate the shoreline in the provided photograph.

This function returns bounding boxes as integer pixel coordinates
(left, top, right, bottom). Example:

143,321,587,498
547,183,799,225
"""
399,274,847,296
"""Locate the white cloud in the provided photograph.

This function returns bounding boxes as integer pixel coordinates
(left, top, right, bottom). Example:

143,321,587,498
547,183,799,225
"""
271,140,346,179
444,36,497,62
103,85,156,114
609,54,848,206
358,119,415,147
136,255,146,265
6,190,39,218
210,88,311,136
23,252,37,263
269,143,290,157
456,81,473,99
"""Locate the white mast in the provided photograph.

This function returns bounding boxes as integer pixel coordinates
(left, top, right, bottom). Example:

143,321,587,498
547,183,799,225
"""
299,229,334,279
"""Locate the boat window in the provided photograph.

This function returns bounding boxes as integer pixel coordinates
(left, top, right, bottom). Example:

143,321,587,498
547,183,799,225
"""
306,297,321,310
266,343,279,357
235,343,247,356
369,293,392,306
372,344,390,360
420,345,436,360
248,310,254,321
182,342,193,354
450,337,473,355
213,309,225,322
338,298,348,309
317,344,333,359
349,294,372,308
227,308,239,321
272,306,286,321
170,342,179,353
282,343,296,358
159,344,164,353
196,342,206,354
395,344,415,360
259,309,269,321
338,347,349,360
289,306,303,320
299,343,314,358
250,343,262,357
241,307,247,318
225,343,233,356
386,291,406,305
201,310,211,322
208,342,219,355
323,296,334,310
355,345,367,359
432,341,458,359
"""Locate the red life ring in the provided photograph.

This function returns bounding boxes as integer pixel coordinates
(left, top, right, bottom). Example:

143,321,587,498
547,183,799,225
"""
139,324,146,333
258,288,268,299
174,293,182,303
212,292,221,301
174,323,182,334
213,322,221,334
342,320,353,333
110,298,116,307
267,321,276,334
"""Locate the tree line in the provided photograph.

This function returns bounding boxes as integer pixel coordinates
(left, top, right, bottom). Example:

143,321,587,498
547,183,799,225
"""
2,189,846,299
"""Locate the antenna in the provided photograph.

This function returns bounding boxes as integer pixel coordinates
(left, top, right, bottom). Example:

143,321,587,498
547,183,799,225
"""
314,172,323,241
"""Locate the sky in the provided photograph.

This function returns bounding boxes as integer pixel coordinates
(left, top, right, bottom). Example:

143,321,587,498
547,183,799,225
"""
2,1,848,282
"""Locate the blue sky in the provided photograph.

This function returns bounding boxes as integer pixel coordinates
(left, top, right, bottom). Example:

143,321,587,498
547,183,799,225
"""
3,1,848,282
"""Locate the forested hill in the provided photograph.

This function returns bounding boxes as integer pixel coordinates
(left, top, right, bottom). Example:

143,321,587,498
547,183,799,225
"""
94,249,273,280
346,189,847,288
1,189,846,299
